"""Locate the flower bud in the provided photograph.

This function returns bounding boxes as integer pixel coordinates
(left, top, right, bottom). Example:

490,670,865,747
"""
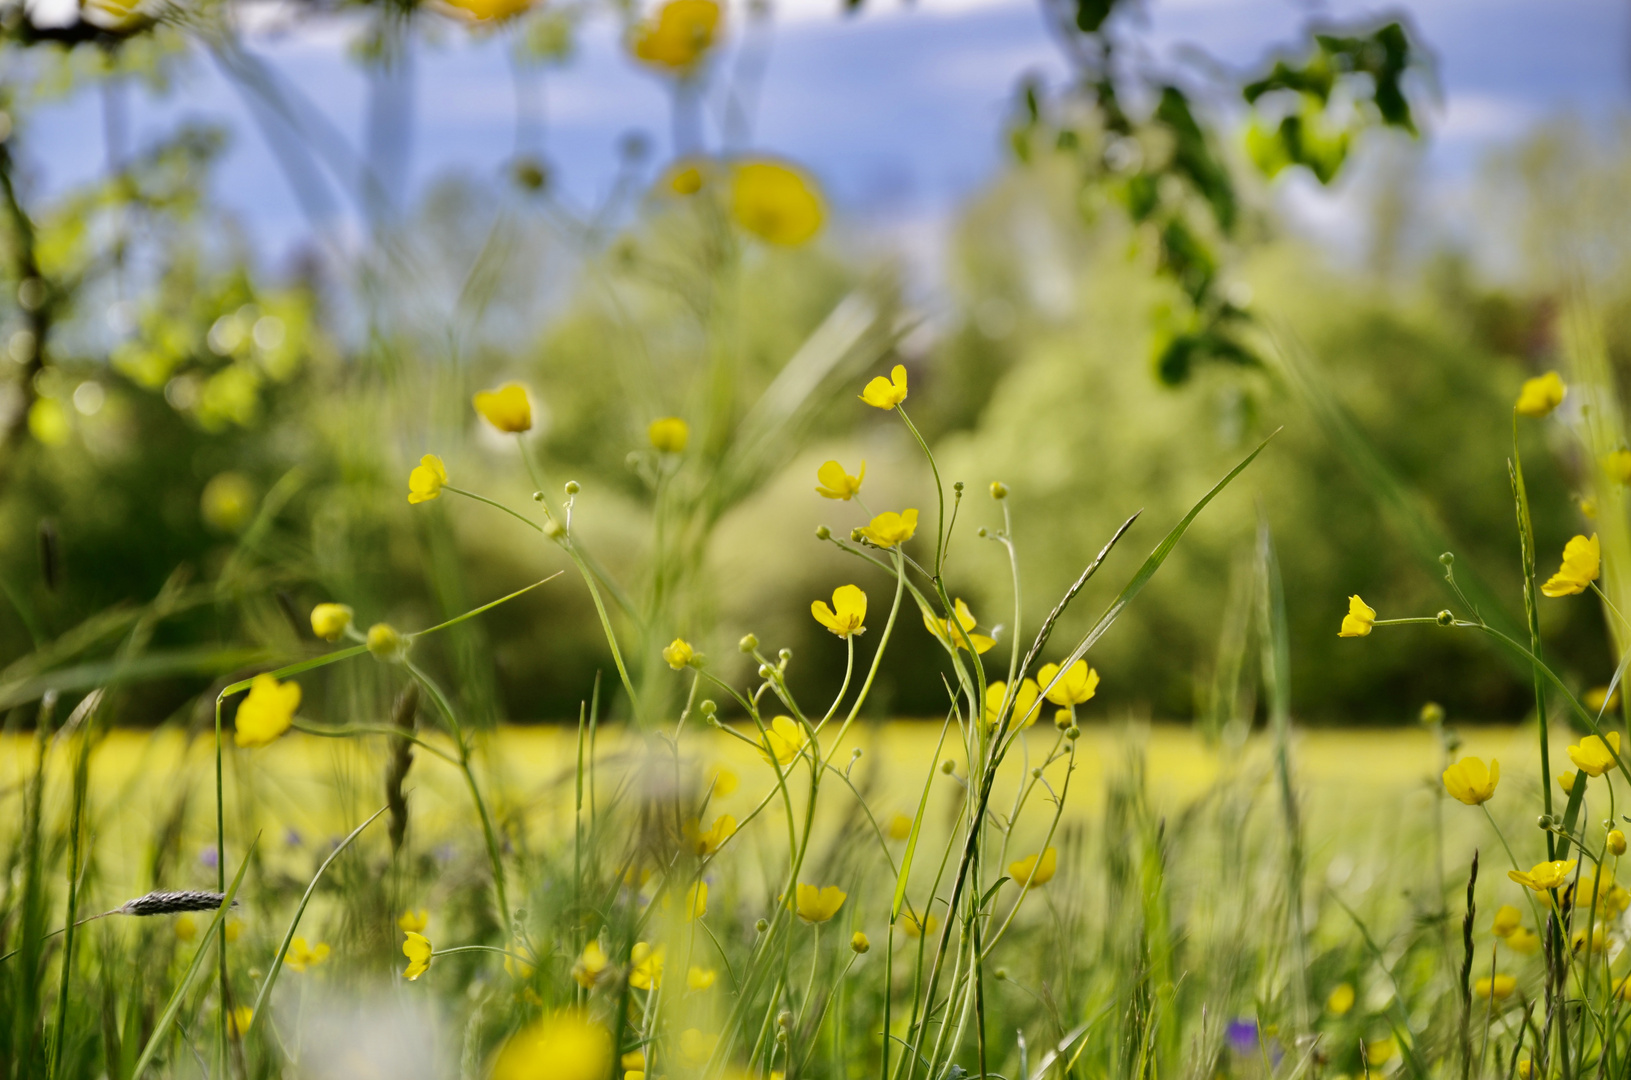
776,1030,789,1045
564,480,580,495
532,491,545,502
367,622,406,661
1538,815,1555,830
1440,552,1455,566
1419,702,1445,725
310,602,354,642
977,527,988,537
544,519,567,540
1031,767,1042,779
777,1011,793,1030
758,664,775,680
1611,830,1627,856
816,525,831,540
1436,610,1455,626
739,633,759,653
953,481,964,493
990,481,1008,500
940,759,955,775
700,699,718,717
1065,725,1081,740
755,918,769,933
851,747,862,759
850,528,863,542
778,647,793,663
851,931,870,954
994,967,1008,980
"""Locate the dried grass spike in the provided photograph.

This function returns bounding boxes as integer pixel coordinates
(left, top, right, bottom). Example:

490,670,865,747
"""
117,890,236,917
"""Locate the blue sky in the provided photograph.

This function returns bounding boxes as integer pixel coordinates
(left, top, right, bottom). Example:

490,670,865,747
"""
23,0,1631,268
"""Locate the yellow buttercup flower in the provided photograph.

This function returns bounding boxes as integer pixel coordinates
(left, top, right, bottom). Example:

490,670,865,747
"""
1475,974,1517,1001
1506,927,1541,954
504,943,536,979
1560,770,1579,794
899,910,937,938
1611,830,1627,856
692,813,737,856
1441,756,1499,805
1338,594,1376,637
1508,859,1577,892
707,765,738,796
679,1029,718,1066
1568,731,1620,777
815,459,865,500
795,883,847,924
227,1006,254,1039
398,909,429,933
812,584,867,638
1491,904,1521,938
858,509,918,548
1008,847,1056,889
309,603,353,641
441,0,534,21
663,638,698,670
984,679,1041,729
402,931,433,981
408,454,448,505
860,364,908,409
572,940,609,988
473,382,533,433
851,931,871,953
683,881,708,921
1574,925,1609,955
174,914,197,942
886,813,913,841
687,965,717,991
759,715,807,767
631,0,720,70
225,919,242,943
1366,1037,1397,1066
1542,534,1600,597
1587,684,1622,713
1515,371,1565,417
629,942,664,989
668,161,705,195
285,937,330,973
1327,983,1355,1015
1602,882,1631,916
234,674,301,748
491,1009,614,1080
1037,659,1099,707
1607,450,1631,485
731,161,823,246
648,417,689,453
924,598,995,654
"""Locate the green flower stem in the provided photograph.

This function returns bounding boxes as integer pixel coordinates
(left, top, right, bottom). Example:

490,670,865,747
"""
983,737,1075,958
822,549,907,754
429,944,532,962
817,635,855,728
894,405,947,576
290,719,460,765
405,659,511,928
